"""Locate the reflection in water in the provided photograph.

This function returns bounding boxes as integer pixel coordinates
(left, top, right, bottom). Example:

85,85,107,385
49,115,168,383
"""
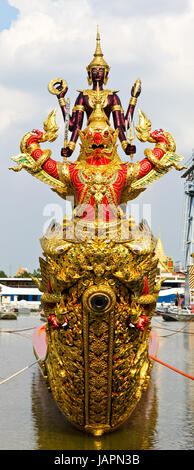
0,315,193,450
31,369,158,450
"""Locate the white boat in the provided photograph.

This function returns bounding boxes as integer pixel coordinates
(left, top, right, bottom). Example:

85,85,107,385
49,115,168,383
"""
156,272,185,306
154,233,185,306
161,306,194,321
0,277,42,312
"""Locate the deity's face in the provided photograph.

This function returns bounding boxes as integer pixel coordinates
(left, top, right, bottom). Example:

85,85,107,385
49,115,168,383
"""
91,67,106,87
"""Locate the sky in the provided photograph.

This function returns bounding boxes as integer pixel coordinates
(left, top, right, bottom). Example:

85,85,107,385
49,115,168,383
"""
0,0,193,275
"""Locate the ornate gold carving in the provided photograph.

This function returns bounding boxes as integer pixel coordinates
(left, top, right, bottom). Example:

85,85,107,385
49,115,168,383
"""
9,148,51,174
48,78,67,95
129,97,137,106
131,108,186,190
82,284,116,315
72,105,85,112
37,229,158,434
10,70,185,438
80,88,119,110
66,141,76,151
112,104,124,113
121,140,128,151
58,97,66,106
86,26,110,85
9,110,72,199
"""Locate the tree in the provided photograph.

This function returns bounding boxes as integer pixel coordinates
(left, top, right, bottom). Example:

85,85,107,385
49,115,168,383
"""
32,268,41,278
0,270,7,278
19,270,32,278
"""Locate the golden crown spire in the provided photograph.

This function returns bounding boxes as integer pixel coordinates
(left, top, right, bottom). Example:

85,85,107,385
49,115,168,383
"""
94,25,103,59
86,26,110,85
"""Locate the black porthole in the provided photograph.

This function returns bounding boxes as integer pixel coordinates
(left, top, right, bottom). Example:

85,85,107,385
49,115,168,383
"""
90,294,109,311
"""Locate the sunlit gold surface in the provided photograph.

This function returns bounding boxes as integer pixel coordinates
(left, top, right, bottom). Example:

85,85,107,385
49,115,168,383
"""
34,225,158,434
48,78,67,96
10,70,185,436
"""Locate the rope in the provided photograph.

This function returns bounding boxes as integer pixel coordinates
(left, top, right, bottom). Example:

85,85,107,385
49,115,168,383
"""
154,325,194,335
0,327,36,333
156,317,194,337
0,319,193,385
150,315,194,379
0,359,40,385
150,355,194,380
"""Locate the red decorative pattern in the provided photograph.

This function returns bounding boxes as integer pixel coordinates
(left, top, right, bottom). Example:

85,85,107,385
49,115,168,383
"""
138,146,165,179
43,158,59,179
48,314,60,329
138,159,152,179
142,275,149,295
31,149,43,160
69,161,127,221
26,130,43,147
136,315,149,331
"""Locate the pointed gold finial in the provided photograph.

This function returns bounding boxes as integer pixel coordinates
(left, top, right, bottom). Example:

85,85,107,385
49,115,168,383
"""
86,25,110,85
94,24,103,58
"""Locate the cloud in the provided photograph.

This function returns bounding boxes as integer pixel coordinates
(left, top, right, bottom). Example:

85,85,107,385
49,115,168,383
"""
92,0,191,18
0,0,193,272
0,84,42,132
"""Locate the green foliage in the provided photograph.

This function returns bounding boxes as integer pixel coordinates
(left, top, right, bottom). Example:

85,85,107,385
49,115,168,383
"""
31,268,41,278
0,270,7,278
18,270,32,278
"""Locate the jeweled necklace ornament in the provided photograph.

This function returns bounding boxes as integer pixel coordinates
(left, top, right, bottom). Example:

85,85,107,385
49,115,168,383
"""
10,27,186,436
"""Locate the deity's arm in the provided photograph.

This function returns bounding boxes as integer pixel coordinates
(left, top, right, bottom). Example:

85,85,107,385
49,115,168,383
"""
112,94,136,155
125,79,141,128
57,90,85,157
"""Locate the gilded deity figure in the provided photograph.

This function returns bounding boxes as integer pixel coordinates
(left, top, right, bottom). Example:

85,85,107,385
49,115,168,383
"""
54,26,139,159
10,28,185,231
10,28,186,436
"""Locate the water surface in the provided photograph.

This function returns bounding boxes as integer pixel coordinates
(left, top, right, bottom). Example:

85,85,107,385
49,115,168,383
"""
0,314,193,450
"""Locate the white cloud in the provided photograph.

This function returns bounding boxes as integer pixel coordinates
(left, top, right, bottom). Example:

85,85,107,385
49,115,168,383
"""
0,84,41,132
1,0,194,271
1,0,193,150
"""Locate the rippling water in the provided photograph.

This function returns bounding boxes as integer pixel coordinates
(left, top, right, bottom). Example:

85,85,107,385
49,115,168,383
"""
0,314,193,450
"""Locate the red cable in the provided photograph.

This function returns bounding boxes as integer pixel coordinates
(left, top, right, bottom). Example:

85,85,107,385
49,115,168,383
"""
150,304,194,379
149,354,194,380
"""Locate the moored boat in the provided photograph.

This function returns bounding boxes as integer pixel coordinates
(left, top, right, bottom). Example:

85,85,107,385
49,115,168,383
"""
0,278,42,311
0,306,17,320
0,313,17,320
161,306,194,321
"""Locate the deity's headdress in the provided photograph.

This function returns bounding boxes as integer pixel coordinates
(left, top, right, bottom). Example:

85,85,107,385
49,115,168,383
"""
86,26,110,85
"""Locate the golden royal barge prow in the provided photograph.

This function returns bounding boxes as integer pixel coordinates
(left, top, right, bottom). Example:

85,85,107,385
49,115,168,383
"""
10,28,185,436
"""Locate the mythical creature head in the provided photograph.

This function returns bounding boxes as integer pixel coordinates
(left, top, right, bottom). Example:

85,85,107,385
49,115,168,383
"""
78,80,120,163
86,26,110,86
78,123,119,162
